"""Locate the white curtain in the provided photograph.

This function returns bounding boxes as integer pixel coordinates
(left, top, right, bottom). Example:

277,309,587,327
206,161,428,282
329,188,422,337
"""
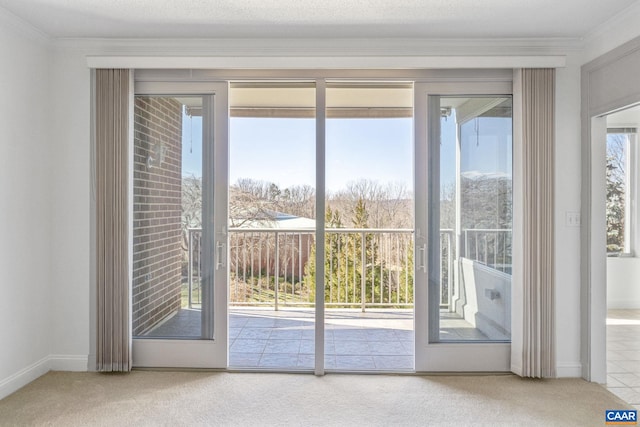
95,69,132,372
512,68,556,378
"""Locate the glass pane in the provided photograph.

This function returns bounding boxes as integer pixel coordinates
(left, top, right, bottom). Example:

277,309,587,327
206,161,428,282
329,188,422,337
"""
434,96,512,342
606,130,632,254
132,95,204,339
325,83,414,371
228,82,316,369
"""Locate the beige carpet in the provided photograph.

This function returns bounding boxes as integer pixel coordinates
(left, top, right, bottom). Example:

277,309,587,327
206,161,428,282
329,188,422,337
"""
0,371,631,426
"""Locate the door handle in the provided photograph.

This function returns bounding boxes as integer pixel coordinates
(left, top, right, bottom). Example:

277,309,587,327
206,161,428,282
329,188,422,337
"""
216,241,226,270
417,243,427,272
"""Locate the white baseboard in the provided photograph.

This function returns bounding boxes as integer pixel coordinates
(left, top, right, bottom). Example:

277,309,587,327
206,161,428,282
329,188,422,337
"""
556,362,583,378
510,361,523,377
0,354,89,400
49,354,88,372
0,356,50,400
607,300,640,309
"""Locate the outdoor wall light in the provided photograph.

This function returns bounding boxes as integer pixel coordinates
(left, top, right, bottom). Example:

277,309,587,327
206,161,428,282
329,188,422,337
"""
147,138,168,170
440,107,452,118
484,288,501,301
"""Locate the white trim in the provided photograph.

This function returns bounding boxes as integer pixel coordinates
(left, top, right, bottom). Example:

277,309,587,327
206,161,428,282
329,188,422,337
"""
556,363,583,378
314,79,326,376
511,69,524,376
0,354,90,400
132,340,227,369
86,56,566,70
419,343,511,372
0,357,50,400
134,68,514,84
58,36,584,53
413,83,428,371
49,355,89,371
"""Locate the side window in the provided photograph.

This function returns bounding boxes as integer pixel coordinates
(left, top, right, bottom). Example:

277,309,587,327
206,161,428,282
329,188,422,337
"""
606,128,635,255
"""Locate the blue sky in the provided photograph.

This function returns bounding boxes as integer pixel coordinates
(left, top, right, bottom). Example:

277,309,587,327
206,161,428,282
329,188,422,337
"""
181,110,511,194
183,115,415,193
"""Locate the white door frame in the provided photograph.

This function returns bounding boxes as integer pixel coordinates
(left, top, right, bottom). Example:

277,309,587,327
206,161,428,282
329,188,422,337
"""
132,81,229,368
581,36,640,382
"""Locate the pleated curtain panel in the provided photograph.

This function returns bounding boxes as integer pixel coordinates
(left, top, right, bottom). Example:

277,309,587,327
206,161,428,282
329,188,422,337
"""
519,68,556,378
95,69,132,372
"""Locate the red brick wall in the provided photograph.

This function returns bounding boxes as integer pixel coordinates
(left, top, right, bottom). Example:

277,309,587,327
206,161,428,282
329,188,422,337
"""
132,97,183,336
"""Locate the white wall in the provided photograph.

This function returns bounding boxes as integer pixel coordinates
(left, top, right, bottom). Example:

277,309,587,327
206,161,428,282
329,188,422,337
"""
608,258,640,308
48,48,91,370
0,10,53,398
554,56,583,377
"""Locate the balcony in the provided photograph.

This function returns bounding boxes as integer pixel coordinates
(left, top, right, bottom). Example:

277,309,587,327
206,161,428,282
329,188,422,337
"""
191,228,415,310
142,227,511,370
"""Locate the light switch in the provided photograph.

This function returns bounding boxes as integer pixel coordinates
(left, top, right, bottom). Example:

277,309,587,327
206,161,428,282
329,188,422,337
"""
566,211,581,227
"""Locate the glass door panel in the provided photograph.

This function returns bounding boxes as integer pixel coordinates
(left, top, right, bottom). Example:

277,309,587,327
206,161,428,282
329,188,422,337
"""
414,82,512,372
131,82,228,368
325,82,414,371
228,82,316,370
433,96,513,343
132,95,207,339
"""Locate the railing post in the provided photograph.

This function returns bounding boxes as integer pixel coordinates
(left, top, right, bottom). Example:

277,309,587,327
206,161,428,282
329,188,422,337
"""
298,232,302,299
464,229,468,259
274,231,279,311
361,231,366,313
188,229,193,309
447,231,453,312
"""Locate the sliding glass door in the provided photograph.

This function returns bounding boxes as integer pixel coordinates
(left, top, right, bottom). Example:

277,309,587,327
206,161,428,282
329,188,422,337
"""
127,75,515,373
414,82,513,371
132,82,228,368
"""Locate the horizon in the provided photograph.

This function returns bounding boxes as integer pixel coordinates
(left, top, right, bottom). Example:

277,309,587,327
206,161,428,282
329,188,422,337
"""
181,109,512,194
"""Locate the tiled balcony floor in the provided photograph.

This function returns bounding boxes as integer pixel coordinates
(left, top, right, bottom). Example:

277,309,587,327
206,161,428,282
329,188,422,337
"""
145,307,487,371
229,309,414,371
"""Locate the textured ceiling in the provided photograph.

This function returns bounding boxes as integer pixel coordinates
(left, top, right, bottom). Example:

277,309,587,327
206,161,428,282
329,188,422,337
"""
0,0,638,39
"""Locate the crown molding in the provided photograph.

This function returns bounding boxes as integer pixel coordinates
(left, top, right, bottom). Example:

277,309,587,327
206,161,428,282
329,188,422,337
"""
54,36,583,58
0,5,51,46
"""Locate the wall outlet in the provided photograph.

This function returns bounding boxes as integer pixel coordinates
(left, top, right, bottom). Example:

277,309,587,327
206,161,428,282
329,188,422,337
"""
566,211,581,227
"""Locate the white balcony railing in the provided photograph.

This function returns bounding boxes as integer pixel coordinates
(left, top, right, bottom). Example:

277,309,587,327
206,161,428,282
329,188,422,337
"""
186,227,510,310
462,228,512,274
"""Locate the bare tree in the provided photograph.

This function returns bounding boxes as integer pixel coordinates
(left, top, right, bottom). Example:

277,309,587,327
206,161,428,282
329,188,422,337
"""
229,178,317,227
606,134,627,252
181,175,202,250
328,179,412,228
280,185,316,219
